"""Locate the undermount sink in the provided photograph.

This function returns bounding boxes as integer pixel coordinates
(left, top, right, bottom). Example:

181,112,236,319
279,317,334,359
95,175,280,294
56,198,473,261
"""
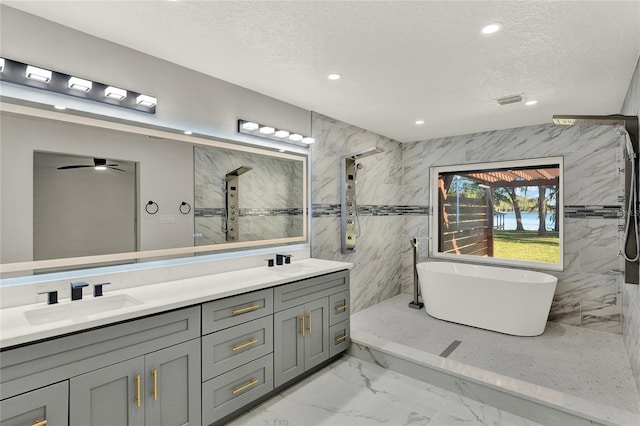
269,263,318,276
24,294,143,326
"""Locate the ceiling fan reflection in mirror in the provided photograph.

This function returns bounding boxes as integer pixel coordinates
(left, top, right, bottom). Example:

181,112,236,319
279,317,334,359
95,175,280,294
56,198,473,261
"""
57,158,126,172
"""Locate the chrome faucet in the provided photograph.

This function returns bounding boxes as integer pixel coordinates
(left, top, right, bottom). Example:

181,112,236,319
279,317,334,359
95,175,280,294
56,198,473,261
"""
70,281,89,301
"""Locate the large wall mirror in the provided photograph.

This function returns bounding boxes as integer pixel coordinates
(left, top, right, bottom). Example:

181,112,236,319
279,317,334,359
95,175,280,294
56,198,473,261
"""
0,103,308,278
430,157,563,271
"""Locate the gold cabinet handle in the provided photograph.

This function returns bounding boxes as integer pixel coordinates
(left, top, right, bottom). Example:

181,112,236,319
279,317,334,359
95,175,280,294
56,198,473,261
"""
335,303,348,312
307,312,312,334
336,334,349,343
300,315,305,337
232,338,258,352
32,420,48,426
151,369,158,401
232,378,259,395
135,374,141,407
232,304,260,315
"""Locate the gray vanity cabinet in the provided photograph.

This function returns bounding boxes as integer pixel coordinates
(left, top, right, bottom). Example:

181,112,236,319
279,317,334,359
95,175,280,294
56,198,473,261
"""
273,270,349,388
69,339,201,426
0,381,69,426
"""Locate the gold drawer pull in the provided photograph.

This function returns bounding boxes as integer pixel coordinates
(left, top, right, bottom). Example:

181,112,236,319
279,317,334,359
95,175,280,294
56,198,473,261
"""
232,378,259,395
307,312,312,334
300,315,305,337
232,338,259,352
232,303,260,315
32,420,48,426
335,303,348,312
336,334,349,343
152,369,158,400
135,374,141,407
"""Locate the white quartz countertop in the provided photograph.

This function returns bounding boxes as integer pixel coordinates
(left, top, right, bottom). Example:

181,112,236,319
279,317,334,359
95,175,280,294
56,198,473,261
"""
0,258,352,348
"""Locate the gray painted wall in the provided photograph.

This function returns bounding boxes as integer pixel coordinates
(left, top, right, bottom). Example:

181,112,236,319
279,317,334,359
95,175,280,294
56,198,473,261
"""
620,55,640,399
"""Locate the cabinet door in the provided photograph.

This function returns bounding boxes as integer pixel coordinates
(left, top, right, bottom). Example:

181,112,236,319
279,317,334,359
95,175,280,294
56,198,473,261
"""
274,305,305,388
0,381,68,426
304,297,329,371
70,357,145,426
145,339,201,426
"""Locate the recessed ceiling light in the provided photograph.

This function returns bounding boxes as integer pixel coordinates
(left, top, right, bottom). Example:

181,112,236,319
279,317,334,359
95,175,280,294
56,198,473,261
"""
274,130,290,138
328,73,341,80
26,65,52,83
482,23,502,34
301,137,315,144
415,120,425,125
525,100,538,106
259,126,275,135
278,149,286,153
54,105,66,110
104,86,127,100
68,76,92,92
289,134,303,142
241,121,259,131
0,58,5,72
184,130,193,135
136,94,157,107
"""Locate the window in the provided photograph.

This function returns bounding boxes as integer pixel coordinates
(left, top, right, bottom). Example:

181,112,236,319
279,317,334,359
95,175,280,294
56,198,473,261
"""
430,157,563,270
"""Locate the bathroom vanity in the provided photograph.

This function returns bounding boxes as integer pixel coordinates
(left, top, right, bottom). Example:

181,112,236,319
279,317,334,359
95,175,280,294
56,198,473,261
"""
0,259,351,426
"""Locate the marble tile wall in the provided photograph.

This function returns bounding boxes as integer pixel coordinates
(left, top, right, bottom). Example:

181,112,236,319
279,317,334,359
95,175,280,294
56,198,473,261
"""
193,145,303,245
402,123,627,334
310,112,404,313
621,55,640,396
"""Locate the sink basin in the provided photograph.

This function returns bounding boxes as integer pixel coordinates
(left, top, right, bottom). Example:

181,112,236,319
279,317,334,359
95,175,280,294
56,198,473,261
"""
269,263,318,276
24,294,143,326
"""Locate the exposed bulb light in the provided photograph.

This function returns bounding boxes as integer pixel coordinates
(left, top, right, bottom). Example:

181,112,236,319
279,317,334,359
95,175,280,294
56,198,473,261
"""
94,165,107,171
104,86,127,100
482,23,502,34
328,73,341,80
274,130,290,138
54,105,66,110
184,130,193,135
415,120,425,125
241,121,259,131
26,65,52,83
0,58,5,72
259,126,275,135
289,134,303,142
136,94,157,107
301,137,315,144
68,76,92,92
525,100,538,106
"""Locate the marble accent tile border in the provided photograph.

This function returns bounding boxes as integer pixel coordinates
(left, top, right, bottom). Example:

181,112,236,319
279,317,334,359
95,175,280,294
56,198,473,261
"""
194,207,304,217
348,332,638,426
311,204,622,218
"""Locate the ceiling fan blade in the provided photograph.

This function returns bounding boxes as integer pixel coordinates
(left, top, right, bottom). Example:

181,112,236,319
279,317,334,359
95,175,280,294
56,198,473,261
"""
57,165,92,170
108,167,127,172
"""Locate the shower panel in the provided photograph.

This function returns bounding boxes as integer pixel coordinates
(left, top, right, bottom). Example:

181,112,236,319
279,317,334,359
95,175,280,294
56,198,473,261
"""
340,147,385,254
225,166,252,242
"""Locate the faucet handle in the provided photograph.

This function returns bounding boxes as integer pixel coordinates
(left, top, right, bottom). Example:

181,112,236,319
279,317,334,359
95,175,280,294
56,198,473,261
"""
70,280,89,289
38,290,58,305
94,282,111,297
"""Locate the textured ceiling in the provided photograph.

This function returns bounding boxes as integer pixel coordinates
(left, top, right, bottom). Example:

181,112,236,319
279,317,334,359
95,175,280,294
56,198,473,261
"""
4,1,640,142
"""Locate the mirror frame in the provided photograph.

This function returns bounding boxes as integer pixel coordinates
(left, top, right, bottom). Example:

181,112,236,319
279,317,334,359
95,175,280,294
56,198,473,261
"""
0,102,308,275
429,157,564,271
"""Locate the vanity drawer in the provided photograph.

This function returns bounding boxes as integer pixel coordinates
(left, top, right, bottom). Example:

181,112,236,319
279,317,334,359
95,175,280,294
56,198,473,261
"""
202,317,273,380
202,288,273,334
329,319,350,358
329,290,350,326
202,354,273,425
274,270,349,312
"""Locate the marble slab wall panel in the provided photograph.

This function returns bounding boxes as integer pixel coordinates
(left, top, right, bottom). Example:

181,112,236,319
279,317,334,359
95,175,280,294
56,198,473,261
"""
310,112,404,313
621,55,640,393
402,122,627,334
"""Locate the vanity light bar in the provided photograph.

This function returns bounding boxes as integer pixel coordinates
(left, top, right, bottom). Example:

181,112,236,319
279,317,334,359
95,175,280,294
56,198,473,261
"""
238,119,314,146
0,57,157,114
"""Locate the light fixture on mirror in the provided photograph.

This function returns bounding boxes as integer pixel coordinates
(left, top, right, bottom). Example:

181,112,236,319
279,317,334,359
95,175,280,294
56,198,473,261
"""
105,86,127,100
136,94,157,107
0,57,157,114
238,119,313,146
68,76,92,92
26,65,52,83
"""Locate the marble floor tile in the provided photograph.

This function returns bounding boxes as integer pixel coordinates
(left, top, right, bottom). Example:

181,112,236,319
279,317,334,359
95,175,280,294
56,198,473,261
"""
228,356,542,426
350,295,640,414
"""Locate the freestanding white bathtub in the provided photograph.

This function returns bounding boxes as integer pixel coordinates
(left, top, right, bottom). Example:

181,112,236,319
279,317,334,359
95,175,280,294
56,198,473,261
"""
416,261,557,336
